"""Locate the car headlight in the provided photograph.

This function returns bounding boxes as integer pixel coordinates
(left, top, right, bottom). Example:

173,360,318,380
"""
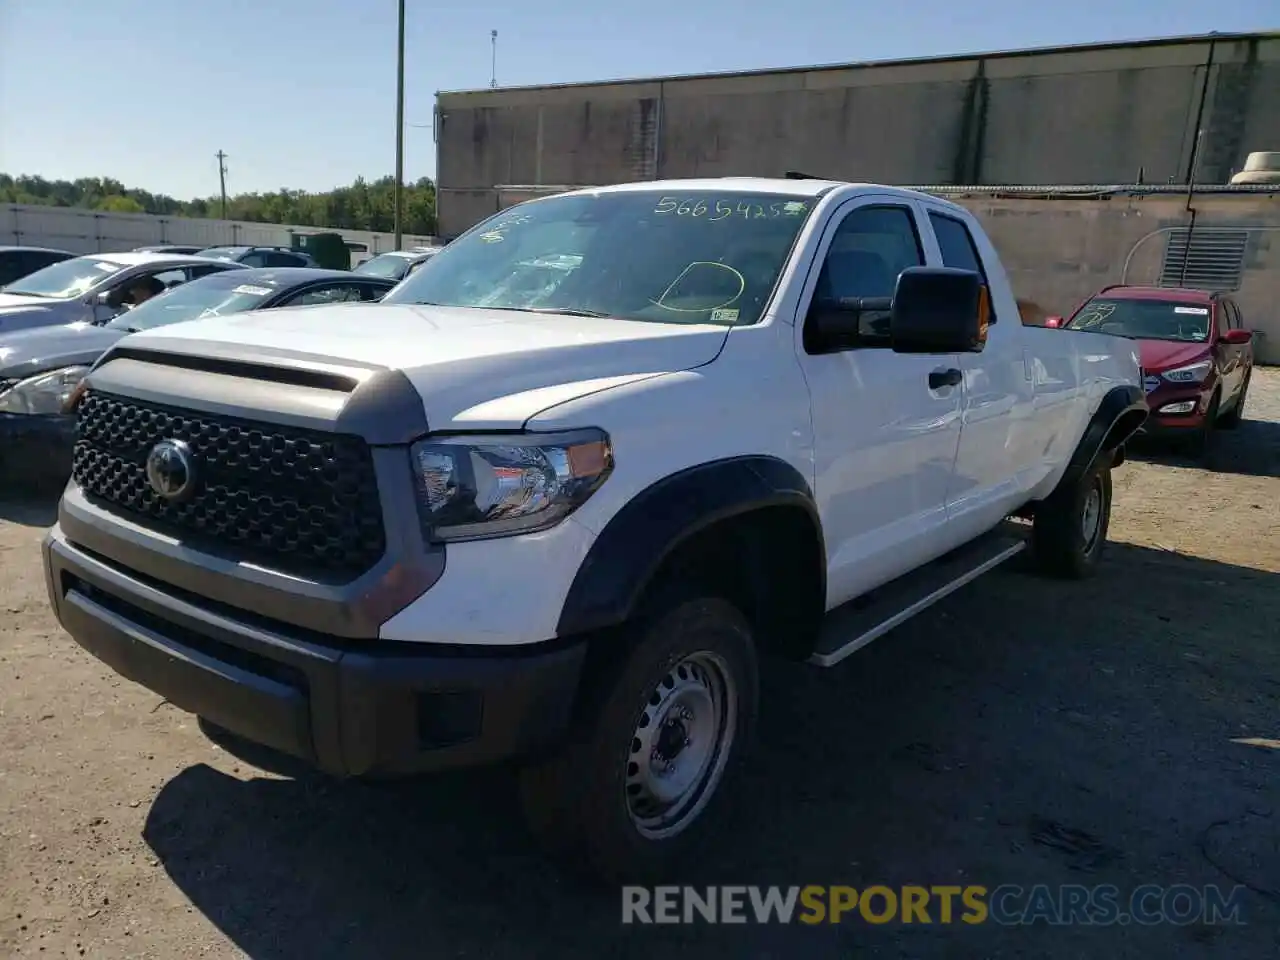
1162,360,1211,383
0,366,91,415
410,428,613,542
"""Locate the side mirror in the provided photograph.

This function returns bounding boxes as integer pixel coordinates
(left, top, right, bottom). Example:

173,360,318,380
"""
1044,315,1064,328
889,267,988,354
1220,328,1252,345
94,291,114,306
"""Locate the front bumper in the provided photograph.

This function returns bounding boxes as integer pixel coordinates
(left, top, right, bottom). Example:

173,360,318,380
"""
43,524,587,777
1136,384,1211,436
0,412,76,478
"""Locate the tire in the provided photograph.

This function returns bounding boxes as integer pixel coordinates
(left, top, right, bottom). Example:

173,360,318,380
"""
518,594,759,886
1031,461,1112,579
1186,391,1219,458
1218,374,1249,429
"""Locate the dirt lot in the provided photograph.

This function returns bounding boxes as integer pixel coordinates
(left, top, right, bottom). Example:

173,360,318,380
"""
2,373,1278,959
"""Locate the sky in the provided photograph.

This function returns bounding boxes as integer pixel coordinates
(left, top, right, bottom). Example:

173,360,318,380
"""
0,0,1274,201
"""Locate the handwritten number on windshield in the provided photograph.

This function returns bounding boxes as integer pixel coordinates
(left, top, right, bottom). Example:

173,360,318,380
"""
653,197,809,220
1073,302,1116,328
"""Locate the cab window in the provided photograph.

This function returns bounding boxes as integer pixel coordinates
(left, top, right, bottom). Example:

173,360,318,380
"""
929,212,997,323
805,204,924,352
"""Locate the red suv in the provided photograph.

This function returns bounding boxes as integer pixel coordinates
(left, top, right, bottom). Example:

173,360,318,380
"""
1047,286,1254,456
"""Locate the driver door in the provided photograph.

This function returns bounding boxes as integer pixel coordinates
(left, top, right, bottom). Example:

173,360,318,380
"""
794,197,964,608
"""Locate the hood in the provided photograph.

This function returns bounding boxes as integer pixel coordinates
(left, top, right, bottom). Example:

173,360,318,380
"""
0,322,126,379
122,303,729,429
1135,339,1211,372
0,294,84,334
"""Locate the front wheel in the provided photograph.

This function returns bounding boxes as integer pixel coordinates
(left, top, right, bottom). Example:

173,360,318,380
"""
1031,462,1112,579
519,596,759,885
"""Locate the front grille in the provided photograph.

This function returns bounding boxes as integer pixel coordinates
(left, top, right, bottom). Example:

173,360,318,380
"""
71,389,386,579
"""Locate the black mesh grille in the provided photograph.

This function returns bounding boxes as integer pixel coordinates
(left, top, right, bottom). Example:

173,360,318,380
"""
71,390,386,579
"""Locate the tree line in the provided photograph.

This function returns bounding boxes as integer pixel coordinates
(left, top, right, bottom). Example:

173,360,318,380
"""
0,173,438,235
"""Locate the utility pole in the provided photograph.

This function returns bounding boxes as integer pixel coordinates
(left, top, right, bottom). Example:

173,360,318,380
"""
393,0,406,249
490,29,498,88
216,150,228,219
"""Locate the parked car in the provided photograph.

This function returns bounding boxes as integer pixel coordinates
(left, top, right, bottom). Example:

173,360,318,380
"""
42,178,1144,883
0,252,247,335
194,245,319,268
0,245,76,286
354,246,442,281
1047,285,1254,455
131,245,206,255
0,268,396,482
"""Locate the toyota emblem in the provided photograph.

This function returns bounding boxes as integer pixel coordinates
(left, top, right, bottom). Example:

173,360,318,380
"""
145,439,197,502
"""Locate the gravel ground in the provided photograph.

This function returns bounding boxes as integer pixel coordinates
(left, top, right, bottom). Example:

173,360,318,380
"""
2,371,1278,960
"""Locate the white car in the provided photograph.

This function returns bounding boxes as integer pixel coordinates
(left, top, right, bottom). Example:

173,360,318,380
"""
42,177,1145,883
0,252,246,335
353,246,444,281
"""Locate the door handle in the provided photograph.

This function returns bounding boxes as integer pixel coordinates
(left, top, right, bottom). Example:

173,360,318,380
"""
929,367,963,389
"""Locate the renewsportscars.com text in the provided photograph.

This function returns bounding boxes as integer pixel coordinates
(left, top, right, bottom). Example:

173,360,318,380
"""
621,884,1248,926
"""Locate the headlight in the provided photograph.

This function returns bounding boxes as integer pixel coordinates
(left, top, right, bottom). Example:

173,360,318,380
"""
1162,360,1211,383
410,428,613,542
0,366,91,415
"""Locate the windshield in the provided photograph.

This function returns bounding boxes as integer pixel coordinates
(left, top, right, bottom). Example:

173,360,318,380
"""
105,276,277,332
354,253,412,280
1067,298,1212,343
3,257,125,299
382,190,816,326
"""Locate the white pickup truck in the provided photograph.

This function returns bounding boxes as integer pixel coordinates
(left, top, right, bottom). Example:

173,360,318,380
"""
42,178,1146,883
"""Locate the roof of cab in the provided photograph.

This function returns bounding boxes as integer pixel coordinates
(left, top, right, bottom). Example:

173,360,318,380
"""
549,177,969,213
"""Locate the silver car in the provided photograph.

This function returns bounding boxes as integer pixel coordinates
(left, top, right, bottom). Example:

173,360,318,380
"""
0,252,247,335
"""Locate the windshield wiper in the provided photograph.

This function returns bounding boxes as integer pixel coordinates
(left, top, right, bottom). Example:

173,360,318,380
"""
486,305,613,319
404,301,612,319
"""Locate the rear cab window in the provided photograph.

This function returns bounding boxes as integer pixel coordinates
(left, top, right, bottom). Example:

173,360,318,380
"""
928,211,998,323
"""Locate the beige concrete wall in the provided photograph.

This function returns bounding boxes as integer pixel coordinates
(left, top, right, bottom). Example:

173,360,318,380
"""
952,192,1280,362
436,33,1280,238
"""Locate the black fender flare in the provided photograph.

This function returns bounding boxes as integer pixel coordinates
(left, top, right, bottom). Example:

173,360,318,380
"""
1055,384,1147,493
556,456,825,638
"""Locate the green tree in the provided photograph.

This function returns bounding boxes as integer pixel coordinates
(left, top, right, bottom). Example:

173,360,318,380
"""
97,195,145,213
0,172,437,235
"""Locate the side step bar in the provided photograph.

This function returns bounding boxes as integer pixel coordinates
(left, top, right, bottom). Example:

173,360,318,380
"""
809,521,1030,668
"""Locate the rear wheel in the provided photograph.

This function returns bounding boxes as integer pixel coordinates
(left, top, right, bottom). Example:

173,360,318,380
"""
519,594,758,885
1031,461,1112,579
1218,373,1249,429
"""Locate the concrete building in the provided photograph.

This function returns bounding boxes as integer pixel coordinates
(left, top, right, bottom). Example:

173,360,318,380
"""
434,31,1280,237
433,33,1280,362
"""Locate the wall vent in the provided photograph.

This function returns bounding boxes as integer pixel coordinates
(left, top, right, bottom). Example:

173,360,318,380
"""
1158,228,1248,290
